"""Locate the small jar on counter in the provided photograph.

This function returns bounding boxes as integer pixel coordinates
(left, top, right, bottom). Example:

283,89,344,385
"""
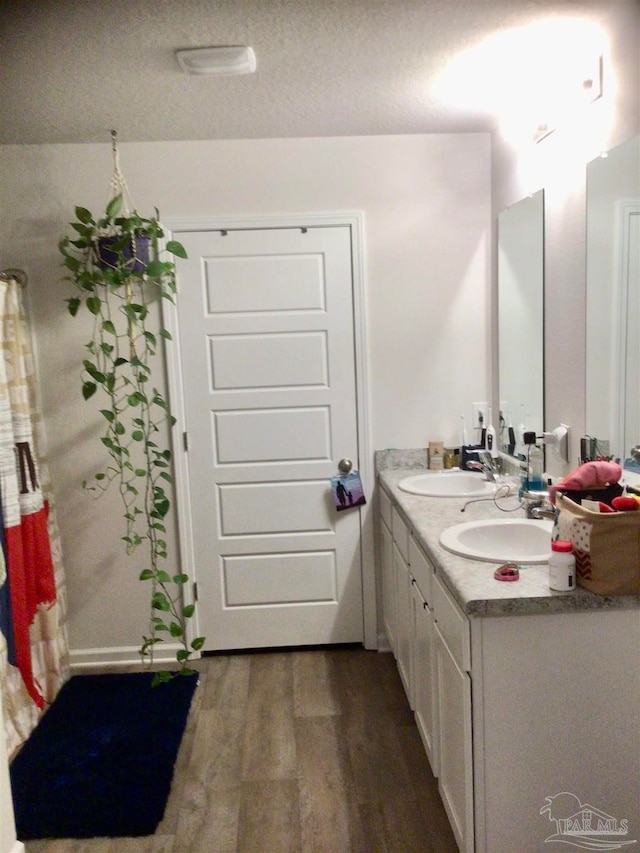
428,441,444,470
548,540,576,591
443,447,460,469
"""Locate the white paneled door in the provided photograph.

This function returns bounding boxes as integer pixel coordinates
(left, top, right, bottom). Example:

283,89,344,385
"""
173,225,363,651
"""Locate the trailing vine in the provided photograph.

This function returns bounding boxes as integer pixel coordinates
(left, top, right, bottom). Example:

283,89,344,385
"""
60,193,204,683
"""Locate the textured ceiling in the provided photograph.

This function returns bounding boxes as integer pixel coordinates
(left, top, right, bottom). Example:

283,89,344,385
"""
0,0,612,145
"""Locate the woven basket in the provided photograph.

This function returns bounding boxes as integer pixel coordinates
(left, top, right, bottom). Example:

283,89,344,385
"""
556,493,640,595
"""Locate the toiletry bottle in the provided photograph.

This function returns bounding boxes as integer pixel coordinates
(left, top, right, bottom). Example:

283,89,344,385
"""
518,458,528,498
548,540,575,591
486,406,497,460
428,441,444,470
527,443,544,491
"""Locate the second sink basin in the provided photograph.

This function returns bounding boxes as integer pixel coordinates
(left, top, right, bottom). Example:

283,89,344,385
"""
399,471,496,498
439,518,553,564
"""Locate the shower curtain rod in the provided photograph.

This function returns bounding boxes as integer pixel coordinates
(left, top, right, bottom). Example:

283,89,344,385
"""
0,268,28,287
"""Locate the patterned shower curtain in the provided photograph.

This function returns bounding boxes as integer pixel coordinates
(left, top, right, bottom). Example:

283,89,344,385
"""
0,277,68,758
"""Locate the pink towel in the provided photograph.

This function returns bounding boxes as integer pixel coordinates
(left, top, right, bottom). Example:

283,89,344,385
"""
548,461,622,504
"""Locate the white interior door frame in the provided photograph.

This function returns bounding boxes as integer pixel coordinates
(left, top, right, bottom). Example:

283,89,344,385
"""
162,211,377,649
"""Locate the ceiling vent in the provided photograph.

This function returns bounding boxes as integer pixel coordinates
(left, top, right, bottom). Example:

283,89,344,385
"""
175,46,256,77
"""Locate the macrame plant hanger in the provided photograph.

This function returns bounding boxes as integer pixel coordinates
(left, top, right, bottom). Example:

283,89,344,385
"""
108,129,135,215
108,130,140,360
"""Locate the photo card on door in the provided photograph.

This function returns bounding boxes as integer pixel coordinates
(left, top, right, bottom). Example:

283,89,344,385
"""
331,471,366,511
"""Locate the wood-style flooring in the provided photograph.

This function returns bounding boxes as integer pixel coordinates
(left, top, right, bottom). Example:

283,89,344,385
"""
22,647,458,853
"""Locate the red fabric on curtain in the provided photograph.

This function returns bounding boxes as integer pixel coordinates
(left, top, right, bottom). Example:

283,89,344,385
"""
1,277,68,755
4,503,56,709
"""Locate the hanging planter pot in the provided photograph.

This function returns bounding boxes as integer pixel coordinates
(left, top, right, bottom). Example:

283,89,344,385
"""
96,233,151,272
59,182,199,686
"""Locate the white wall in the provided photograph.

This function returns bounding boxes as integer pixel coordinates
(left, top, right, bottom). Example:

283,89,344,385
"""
0,133,491,660
491,0,640,475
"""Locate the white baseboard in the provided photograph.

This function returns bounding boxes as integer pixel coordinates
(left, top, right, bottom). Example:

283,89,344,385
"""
377,631,392,653
11,842,25,853
69,643,184,670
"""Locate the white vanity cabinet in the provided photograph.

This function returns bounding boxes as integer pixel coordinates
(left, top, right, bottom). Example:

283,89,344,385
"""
378,475,640,853
379,495,441,764
379,495,474,852
470,610,640,852
392,507,413,705
433,575,473,853
410,541,438,774
381,496,436,720
379,488,396,654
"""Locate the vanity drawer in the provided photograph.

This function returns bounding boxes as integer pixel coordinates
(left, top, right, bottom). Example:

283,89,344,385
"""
433,574,470,672
392,506,410,563
409,535,434,606
379,487,392,532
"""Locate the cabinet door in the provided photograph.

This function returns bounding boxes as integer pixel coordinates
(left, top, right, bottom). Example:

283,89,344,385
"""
394,540,413,707
379,486,392,531
435,622,474,853
380,518,396,654
433,574,470,673
391,506,410,563
409,534,433,606
412,581,438,776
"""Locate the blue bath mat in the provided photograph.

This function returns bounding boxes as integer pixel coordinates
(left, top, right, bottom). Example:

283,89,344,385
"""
10,671,198,839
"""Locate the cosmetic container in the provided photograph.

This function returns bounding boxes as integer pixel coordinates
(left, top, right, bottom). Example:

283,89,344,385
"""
428,441,444,470
548,540,575,591
443,447,460,469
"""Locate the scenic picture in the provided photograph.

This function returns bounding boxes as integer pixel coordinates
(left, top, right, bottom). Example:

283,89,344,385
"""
331,471,366,511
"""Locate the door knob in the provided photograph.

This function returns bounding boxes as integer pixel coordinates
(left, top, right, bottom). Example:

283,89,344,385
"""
338,458,353,474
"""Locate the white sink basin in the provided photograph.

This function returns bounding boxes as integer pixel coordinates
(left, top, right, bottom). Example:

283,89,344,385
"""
399,471,496,498
439,518,553,564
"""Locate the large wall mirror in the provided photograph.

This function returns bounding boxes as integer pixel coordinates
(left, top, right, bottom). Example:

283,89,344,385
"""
586,135,640,471
498,189,545,455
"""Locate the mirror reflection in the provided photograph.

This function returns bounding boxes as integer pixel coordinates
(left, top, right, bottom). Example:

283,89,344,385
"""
497,189,545,455
586,135,640,472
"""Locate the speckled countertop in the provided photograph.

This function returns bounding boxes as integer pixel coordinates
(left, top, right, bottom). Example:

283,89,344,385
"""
379,467,640,618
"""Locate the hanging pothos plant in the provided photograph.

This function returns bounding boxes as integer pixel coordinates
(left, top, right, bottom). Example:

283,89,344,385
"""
59,192,204,683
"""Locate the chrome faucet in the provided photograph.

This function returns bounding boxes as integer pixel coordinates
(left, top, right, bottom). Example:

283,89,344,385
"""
466,450,499,482
522,489,558,520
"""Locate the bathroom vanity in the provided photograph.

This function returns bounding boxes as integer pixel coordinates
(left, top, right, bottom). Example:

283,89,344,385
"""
378,466,640,853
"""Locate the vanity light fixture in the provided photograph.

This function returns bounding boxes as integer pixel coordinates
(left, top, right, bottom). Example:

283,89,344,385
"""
581,55,604,104
175,46,256,76
533,123,555,143
533,54,603,143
